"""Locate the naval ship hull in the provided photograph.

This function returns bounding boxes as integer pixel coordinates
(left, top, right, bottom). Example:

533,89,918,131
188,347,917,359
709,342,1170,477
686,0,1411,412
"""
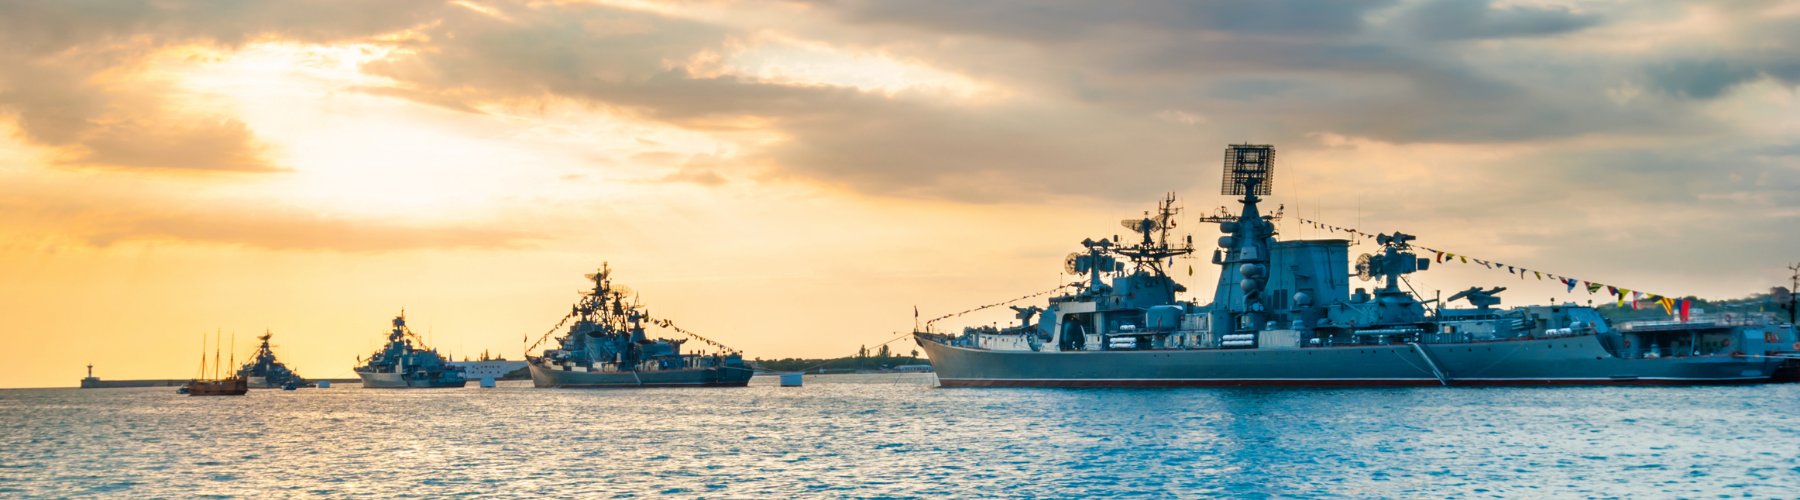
919,334,1791,387
354,371,468,388
528,361,753,388
245,376,311,389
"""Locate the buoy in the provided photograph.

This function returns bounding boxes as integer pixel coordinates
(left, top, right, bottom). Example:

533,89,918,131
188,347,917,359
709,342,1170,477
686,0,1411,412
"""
780,373,803,387
317,381,331,389
479,377,497,388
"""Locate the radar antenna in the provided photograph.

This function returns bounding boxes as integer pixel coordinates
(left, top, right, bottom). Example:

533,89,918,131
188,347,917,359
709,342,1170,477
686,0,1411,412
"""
1222,144,1276,197
1112,193,1195,273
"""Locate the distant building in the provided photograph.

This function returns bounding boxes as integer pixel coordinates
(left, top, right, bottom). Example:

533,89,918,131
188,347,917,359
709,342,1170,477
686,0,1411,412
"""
892,365,934,373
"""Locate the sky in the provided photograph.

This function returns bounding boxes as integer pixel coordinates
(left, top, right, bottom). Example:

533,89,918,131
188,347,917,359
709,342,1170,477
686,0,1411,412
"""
2,0,1798,388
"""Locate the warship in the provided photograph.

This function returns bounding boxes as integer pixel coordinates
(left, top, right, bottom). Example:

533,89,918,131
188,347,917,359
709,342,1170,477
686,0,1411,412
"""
526,264,752,388
236,330,310,389
916,144,1800,387
353,313,468,388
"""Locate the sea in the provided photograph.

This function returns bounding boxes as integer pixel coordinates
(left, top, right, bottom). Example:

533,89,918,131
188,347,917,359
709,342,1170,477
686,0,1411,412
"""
2,374,1797,499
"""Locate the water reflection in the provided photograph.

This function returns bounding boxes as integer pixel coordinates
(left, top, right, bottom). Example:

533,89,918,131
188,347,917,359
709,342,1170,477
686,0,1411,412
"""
0,375,1796,498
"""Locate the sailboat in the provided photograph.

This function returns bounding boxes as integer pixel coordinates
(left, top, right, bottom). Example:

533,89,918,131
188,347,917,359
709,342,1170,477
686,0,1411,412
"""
186,331,248,396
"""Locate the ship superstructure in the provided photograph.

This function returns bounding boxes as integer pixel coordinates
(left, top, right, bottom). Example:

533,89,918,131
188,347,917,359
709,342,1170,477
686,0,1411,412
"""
354,313,467,388
916,144,1800,386
526,264,751,388
236,330,310,389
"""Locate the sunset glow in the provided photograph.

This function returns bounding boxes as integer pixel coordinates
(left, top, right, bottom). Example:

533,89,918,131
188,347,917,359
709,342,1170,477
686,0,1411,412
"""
3,0,1797,388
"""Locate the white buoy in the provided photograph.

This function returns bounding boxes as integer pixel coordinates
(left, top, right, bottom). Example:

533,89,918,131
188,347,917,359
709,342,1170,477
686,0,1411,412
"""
780,373,803,387
479,377,496,388
317,381,331,389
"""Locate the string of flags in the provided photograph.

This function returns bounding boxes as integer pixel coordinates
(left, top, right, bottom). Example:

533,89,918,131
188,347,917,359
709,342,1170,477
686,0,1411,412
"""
646,316,741,355
525,309,741,355
1296,218,1696,319
923,283,1081,328
527,311,577,353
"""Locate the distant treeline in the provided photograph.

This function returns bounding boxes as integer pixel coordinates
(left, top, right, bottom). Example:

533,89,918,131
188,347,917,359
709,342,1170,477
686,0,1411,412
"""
752,343,922,373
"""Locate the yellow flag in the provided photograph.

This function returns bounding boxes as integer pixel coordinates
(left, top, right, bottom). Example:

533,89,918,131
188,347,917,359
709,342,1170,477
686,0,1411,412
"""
1617,288,1630,307
1534,271,1542,280
1659,297,1675,315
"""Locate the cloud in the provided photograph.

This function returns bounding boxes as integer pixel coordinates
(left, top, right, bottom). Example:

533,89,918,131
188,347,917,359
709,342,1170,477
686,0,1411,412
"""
0,0,447,174
0,169,539,252
90,211,539,251
803,0,1391,41
659,167,728,186
1398,0,1601,41
1643,59,1763,99
3,0,1797,211
57,118,279,172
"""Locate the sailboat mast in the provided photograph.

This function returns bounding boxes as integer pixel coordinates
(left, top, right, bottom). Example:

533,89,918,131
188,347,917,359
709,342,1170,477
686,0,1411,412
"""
229,332,235,380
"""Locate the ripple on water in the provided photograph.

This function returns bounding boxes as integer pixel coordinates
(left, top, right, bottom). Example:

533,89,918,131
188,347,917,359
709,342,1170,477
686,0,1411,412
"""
1,376,1798,498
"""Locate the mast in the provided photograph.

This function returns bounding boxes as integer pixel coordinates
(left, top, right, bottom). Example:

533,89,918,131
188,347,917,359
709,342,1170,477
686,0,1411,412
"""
1207,144,1277,333
213,330,221,381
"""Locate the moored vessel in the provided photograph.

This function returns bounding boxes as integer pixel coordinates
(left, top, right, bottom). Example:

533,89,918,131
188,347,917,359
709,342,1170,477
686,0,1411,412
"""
354,313,468,388
186,332,249,396
527,264,752,388
917,144,1799,387
236,330,310,389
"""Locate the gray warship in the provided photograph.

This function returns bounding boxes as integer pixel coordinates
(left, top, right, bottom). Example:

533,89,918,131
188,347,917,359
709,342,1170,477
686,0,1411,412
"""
353,313,468,388
527,264,752,388
916,144,1800,387
236,330,310,389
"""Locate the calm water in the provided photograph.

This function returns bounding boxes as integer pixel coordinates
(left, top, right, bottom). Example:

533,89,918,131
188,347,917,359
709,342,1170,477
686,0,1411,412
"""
2,374,1798,498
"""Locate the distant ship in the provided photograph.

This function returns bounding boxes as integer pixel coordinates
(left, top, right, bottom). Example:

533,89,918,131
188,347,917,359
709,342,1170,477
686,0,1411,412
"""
236,330,310,389
917,144,1800,386
354,313,468,388
450,350,528,383
187,332,248,396
527,264,753,388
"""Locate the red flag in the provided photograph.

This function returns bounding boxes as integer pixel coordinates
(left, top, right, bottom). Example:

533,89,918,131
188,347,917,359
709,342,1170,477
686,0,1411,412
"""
1679,300,1691,322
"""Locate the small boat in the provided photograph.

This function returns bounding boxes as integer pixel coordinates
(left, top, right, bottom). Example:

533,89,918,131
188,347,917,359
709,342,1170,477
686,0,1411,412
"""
187,378,249,396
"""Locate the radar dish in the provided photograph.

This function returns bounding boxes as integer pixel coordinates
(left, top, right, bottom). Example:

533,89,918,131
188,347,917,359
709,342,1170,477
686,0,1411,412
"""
610,285,633,298
1355,254,1374,281
1064,252,1083,275
1121,217,1163,234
